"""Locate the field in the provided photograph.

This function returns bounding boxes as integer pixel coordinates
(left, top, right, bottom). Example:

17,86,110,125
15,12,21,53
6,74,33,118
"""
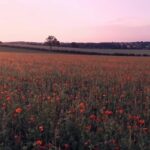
1,44,150,56
0,51,150,150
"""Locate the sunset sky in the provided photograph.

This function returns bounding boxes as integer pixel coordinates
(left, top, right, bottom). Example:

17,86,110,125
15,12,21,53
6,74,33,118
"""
0,0,150,42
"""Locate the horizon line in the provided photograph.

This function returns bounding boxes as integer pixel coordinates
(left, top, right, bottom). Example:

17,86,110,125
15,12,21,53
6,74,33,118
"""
2,40,150,43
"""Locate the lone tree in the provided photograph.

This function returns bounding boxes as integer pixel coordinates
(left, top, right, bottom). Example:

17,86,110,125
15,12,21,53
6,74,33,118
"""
44,36,60,48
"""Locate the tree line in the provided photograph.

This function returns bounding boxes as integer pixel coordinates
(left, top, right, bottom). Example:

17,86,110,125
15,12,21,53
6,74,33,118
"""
44,36,150,49
60,42,150,50
1,36,150,50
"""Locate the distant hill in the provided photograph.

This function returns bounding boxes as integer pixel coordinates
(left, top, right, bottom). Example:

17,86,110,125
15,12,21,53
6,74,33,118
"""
61,42,150,50
1,41,150,50
0,41,150,56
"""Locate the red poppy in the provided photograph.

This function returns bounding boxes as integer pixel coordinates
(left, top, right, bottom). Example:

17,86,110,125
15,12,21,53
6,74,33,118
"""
118,109,124,114
15,107,23,114
79,102,85,108
103,110,113,116
36,139,43,146
138,119,145,125
39,125,44,132
89,114,97,121
6,96,11,102
79,102,86,113
128,115,140,121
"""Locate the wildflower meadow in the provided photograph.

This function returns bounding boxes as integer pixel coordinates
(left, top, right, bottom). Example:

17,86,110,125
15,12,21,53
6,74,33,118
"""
0,52,149,150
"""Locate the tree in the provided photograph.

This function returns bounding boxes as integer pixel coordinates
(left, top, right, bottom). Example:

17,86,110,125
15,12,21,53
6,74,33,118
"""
44,36,60,47
71,42,79,48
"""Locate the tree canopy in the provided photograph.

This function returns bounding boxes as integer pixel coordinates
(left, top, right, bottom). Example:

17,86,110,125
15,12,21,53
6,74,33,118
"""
44,36,60,46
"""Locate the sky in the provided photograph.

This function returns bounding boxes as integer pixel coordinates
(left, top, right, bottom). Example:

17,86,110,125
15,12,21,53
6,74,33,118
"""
0,0,150,42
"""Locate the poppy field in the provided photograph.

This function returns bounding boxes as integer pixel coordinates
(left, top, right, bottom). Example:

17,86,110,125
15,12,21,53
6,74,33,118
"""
0,52,149,150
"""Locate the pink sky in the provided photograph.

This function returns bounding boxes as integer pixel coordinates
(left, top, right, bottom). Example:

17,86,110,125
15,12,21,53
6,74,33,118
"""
0,0,150,42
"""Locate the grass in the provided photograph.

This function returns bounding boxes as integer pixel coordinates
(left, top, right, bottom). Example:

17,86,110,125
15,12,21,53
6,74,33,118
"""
0,51,149,150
